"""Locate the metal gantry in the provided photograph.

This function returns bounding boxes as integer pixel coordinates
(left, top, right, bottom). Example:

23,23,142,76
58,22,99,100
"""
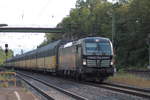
0,27,64,33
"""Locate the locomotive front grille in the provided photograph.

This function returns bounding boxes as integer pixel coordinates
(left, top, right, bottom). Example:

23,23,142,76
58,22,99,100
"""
86,59,110,67
87,59,96,67
101,60,110,67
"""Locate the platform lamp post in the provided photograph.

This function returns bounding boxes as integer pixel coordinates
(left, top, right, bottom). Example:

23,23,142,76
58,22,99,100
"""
112,1,119,47
112,10,116,46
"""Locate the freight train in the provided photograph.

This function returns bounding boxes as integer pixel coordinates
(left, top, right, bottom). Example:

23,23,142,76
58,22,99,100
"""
5,37,115,82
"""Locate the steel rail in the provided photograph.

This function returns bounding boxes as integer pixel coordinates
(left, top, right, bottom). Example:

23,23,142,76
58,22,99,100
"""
84,82,150,99
17,72,87,100
17,74,54,100
104,82,150,93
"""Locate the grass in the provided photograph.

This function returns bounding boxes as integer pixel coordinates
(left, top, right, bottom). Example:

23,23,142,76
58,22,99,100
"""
0,82,8,87
107,72,150,88
0,71,16,88
0,75,9,87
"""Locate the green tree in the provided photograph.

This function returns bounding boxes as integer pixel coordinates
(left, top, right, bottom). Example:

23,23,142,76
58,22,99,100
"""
115,0,150,67
39,0,150,68
0,47,13,65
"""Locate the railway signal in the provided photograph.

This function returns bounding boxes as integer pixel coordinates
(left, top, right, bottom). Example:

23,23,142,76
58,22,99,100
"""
5,44,8,60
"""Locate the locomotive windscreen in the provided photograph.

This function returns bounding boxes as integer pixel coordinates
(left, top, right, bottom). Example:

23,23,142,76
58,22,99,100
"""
85,41,112,55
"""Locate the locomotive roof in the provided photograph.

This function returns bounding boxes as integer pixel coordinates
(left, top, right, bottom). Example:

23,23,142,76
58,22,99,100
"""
79,37,110,42
60,37,110,48
36,40,61,53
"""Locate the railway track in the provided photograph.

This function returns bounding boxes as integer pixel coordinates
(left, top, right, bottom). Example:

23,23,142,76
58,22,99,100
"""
42,70,150,99
84,82,150,99
17,72,87,100
16,70,150,99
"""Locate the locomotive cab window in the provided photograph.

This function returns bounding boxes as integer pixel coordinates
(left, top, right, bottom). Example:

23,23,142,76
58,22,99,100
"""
85,41,112,55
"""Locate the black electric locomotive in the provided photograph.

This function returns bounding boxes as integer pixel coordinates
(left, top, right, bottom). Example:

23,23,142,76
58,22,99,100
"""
58,37,115,81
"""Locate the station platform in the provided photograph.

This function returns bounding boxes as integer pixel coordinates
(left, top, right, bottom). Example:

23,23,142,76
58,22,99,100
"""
0,87,40,100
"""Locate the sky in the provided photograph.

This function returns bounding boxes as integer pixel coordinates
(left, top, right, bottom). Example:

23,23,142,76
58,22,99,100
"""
0,33,45,55
0,0,114,56
0,0,77,27
0,0,77,55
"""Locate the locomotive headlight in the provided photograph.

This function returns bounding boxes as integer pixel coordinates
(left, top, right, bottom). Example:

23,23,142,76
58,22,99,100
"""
111,59,115,65
83,59,87,65
110,61,114,65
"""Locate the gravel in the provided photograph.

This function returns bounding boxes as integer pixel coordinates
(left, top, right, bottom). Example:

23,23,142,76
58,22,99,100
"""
20,71,150,100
